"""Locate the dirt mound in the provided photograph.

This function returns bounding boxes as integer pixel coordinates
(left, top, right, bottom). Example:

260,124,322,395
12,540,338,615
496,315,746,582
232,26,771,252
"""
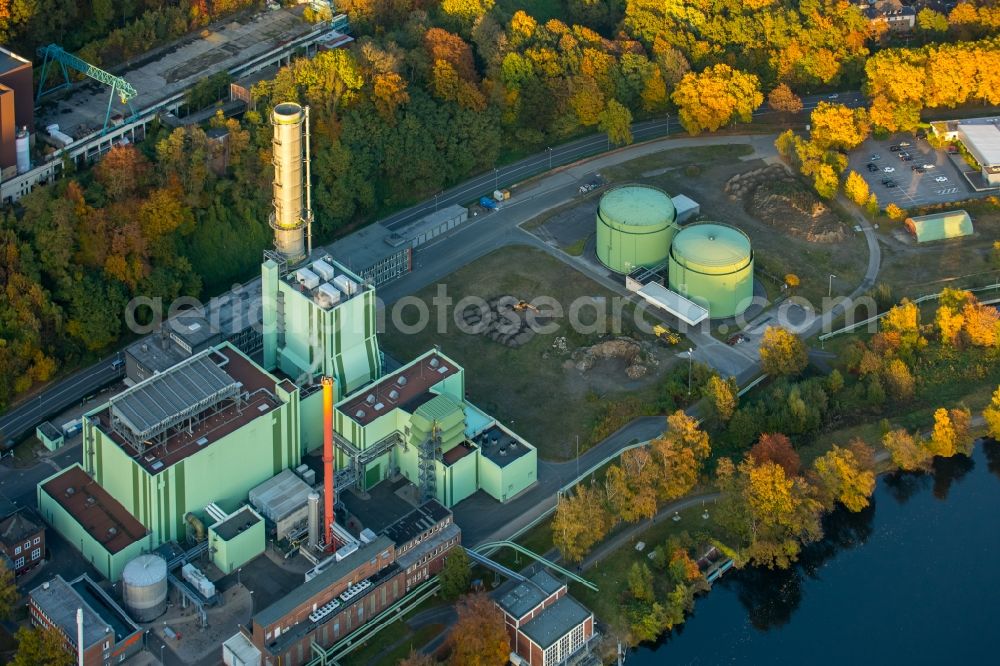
573,337,655,379
725,166,846,243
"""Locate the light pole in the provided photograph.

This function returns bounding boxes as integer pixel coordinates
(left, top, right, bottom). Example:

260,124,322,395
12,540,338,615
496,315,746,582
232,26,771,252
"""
434,192,439,211
547,146,553,169
828,274,837,298
160,643,165,665
493,168,499,191
575,435,580,481
237,567,241,587
687,348,694,396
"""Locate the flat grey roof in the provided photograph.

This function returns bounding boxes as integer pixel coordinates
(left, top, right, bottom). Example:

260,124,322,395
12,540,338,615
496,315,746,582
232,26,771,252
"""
496,570,563,619
212,506,261,541
249,469,312,523
958,122,1000,167
30,575,138,650
36,421,62,440
520,595,591,649
109,349,241,444
253,535,394,627
474,424,533,469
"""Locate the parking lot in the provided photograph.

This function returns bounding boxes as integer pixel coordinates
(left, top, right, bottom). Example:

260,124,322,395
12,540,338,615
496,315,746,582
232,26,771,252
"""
849,135,974,210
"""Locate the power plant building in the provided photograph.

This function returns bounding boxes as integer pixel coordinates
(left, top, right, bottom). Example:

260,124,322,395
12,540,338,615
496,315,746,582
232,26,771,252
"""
668,223,754,319
333,350,538,507
596,184,678,274
79,344,302,550
262,255,381,409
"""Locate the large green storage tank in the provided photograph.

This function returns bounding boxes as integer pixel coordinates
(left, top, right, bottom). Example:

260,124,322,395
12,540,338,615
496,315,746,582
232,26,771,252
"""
668,223,754,319
596,185,677,273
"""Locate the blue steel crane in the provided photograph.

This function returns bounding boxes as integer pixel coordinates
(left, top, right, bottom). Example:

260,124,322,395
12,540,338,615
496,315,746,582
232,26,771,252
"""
35,44,139,134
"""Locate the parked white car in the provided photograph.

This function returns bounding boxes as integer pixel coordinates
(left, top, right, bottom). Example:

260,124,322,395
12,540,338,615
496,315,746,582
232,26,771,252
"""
934,176,949,183
883,166,895,173
922,164,935,169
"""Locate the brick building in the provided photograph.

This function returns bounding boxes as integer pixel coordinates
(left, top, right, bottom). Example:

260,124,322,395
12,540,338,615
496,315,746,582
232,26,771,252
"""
235,500,460,666
496,571,595,666
29,574,143,666
0,508,45,576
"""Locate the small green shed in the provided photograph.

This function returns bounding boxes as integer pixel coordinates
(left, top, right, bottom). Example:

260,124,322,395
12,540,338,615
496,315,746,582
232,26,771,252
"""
904,210,974,243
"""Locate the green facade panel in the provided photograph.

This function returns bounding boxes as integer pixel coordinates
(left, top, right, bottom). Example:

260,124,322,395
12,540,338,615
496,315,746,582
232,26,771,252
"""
37,472,152,582
209,509,265,574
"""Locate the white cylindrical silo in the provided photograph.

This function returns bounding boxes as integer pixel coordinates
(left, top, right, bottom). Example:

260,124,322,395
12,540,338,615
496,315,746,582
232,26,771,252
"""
15,127,29,174
307,491,320,550
121,554,168,622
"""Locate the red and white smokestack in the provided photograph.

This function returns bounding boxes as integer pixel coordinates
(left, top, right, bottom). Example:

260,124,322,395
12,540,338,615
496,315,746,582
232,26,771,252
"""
322,376,336,549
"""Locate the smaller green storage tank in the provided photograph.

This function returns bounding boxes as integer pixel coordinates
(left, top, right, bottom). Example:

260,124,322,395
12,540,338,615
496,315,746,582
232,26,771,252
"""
596,185,677,273
668,223,754,319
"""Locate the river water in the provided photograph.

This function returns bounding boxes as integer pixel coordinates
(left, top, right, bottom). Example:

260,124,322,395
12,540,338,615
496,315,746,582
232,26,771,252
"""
630,440,1000,665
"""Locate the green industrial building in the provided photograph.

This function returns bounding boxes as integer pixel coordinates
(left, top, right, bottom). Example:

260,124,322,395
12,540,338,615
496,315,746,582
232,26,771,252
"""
262,257,381,398
596,184,678,274
37,465,153,581
333,349,537,507
79,344,302,548
905,210,974,243
668,222,754,319
209,506,265,574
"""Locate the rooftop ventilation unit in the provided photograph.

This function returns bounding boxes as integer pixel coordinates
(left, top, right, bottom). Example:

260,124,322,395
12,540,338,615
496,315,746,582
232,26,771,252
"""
374,402,384,411
437,366,448,374
355,409,365,419
295,268,320,290
312,260,336,281
397,376,407,386
388,389,399,400
429,358,440,368
196,437,209,446
365,394,376,405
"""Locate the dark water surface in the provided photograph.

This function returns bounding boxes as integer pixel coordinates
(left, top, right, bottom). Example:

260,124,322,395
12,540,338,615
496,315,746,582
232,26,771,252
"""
630,440,1000,665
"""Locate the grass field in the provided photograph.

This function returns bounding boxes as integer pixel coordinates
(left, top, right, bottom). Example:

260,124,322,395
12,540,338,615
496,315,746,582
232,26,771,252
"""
874,205,1000,300
381,246,686,459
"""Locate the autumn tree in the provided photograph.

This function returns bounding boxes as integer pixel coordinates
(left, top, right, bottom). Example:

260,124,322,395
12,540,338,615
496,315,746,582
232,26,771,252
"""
446,593,510,666
984,387,1000,441
961,300,1000,347
552,483,611,561
715,456,823,569
399,649,436,666
811,444,876,512
881,300,924,357
94,145,150,201
598,100,633,147
885,203,906,221
844,170,870,206
768,83,803,114
438,547,471,600
883,428,932,472
671,64,763,135
929,407,974,458
759,326,808,376
883,358,916,400
749,433,801,477
10,626,74,666
809,102,870,151
627,561,655,602
705,375,738,422
0,566,15,620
